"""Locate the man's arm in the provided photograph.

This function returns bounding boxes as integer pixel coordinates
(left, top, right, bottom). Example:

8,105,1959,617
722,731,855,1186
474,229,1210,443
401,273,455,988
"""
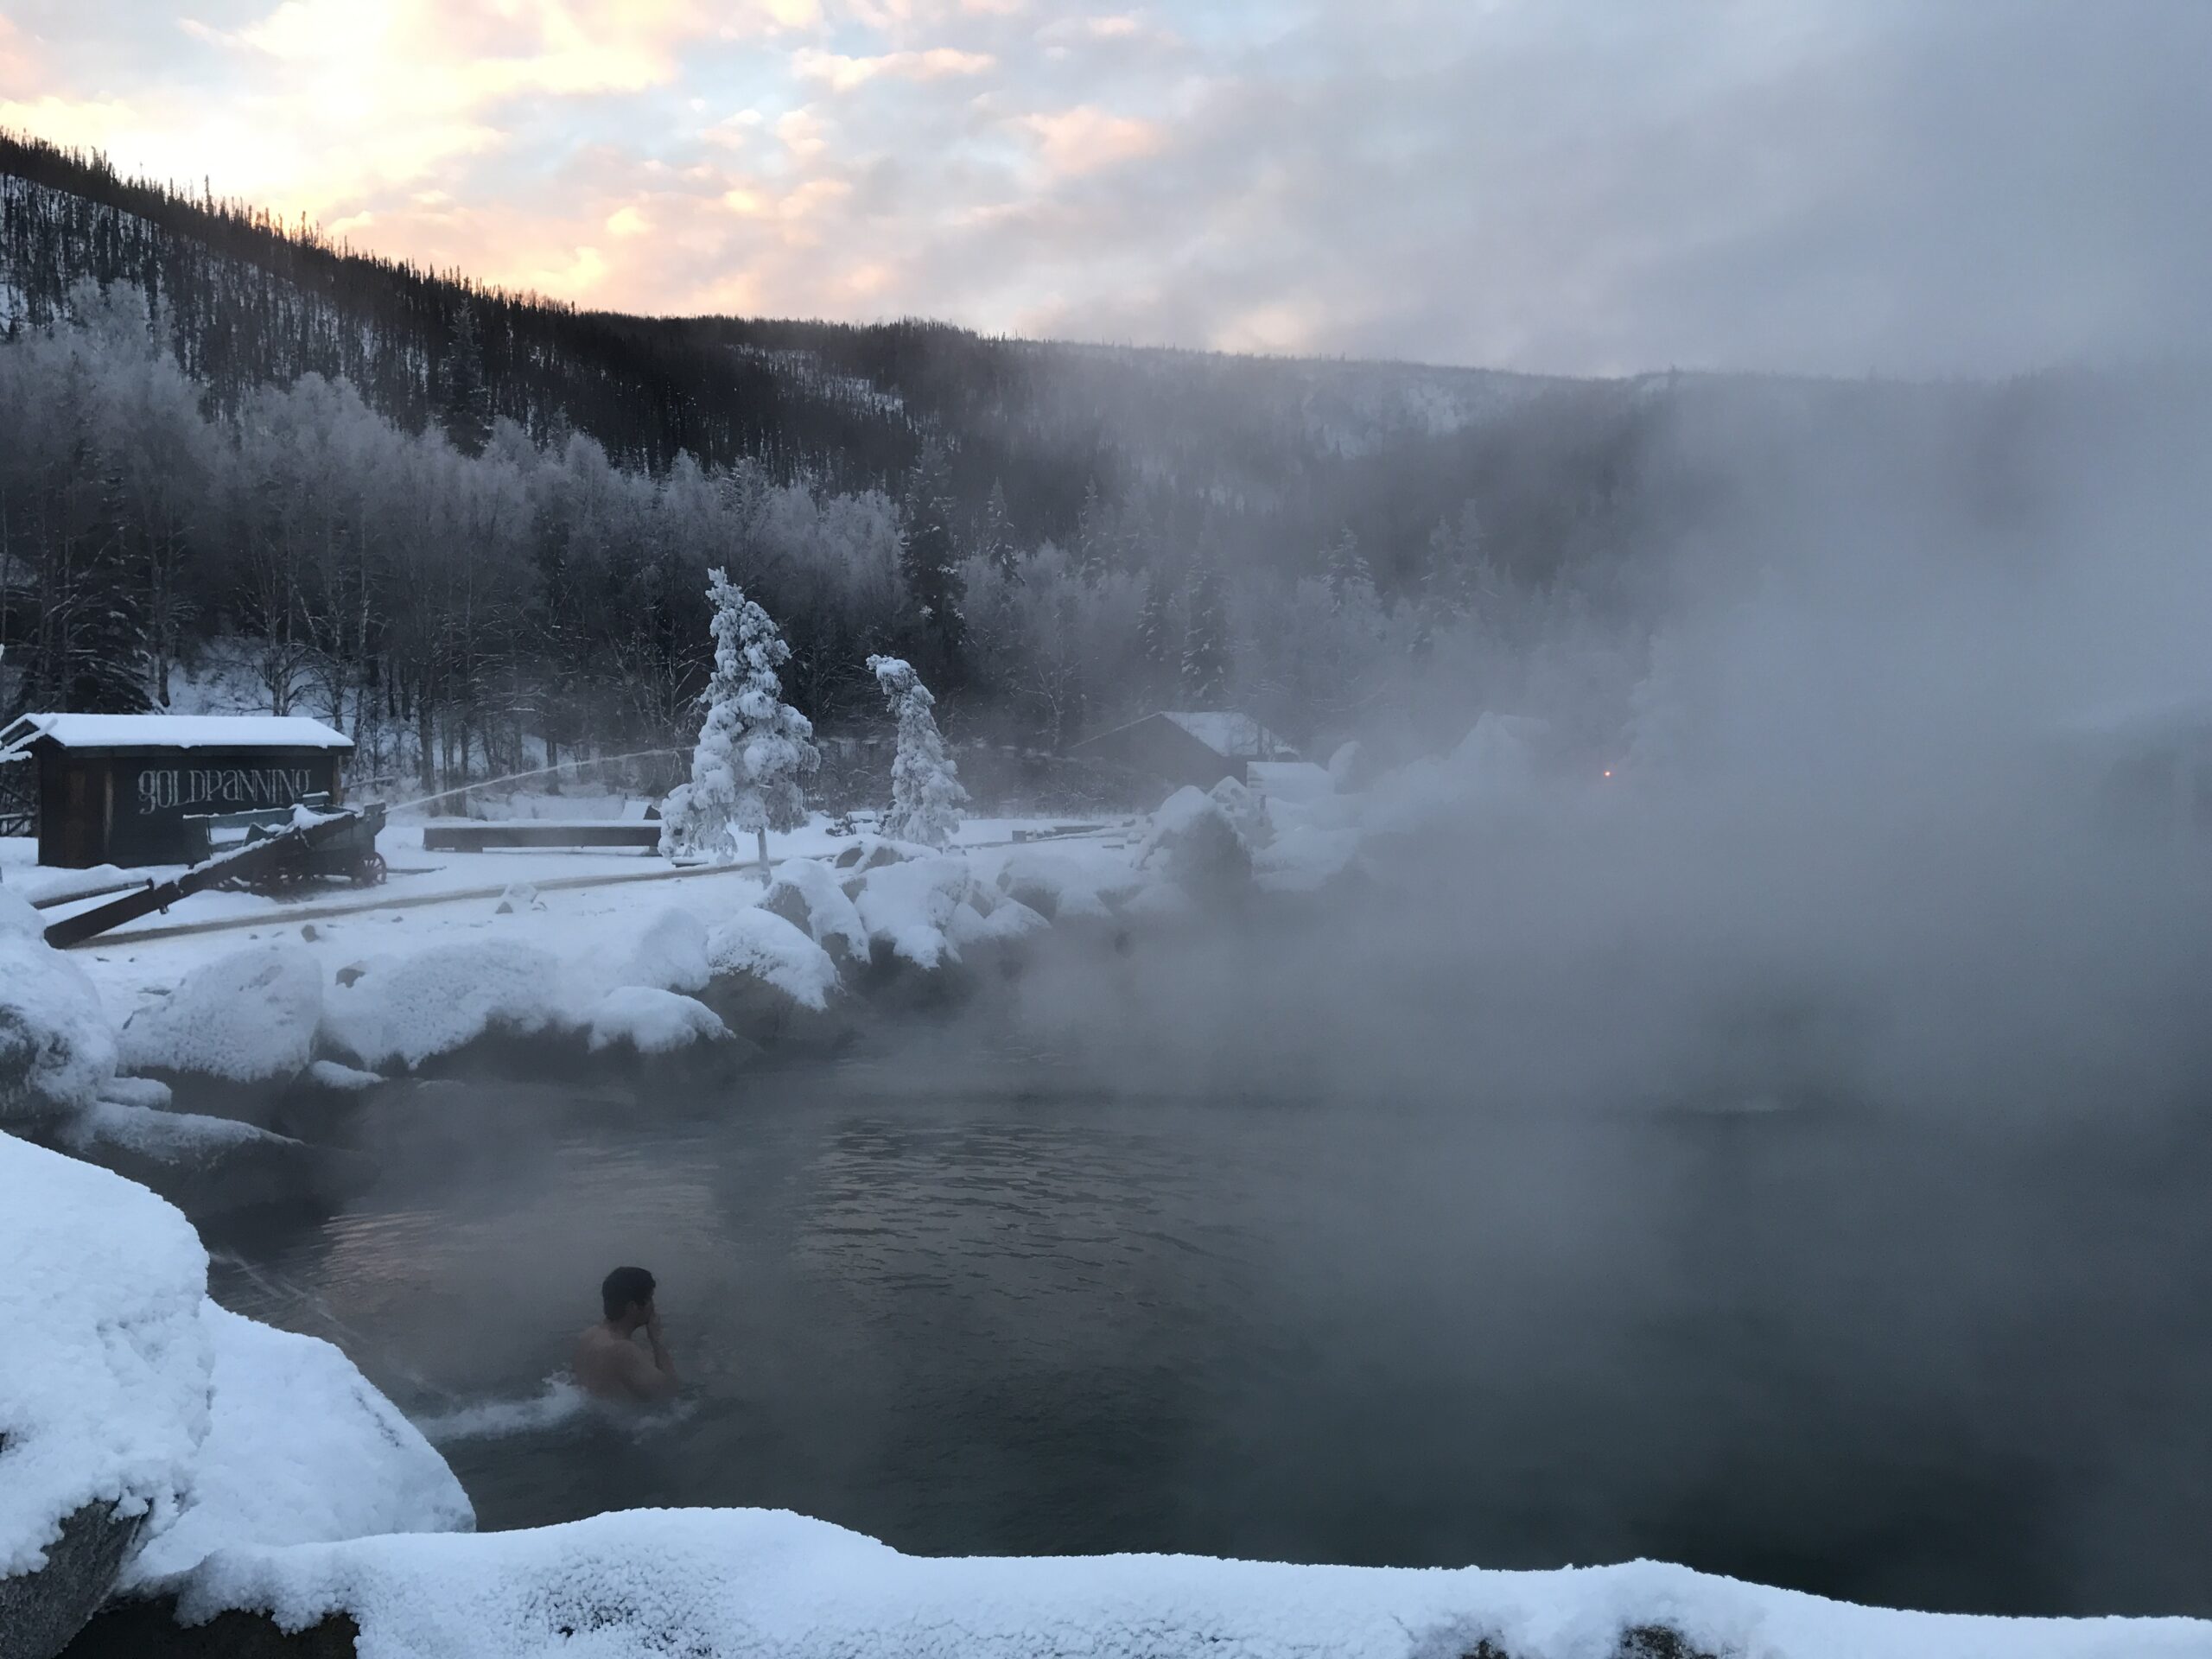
621,1309,678,1402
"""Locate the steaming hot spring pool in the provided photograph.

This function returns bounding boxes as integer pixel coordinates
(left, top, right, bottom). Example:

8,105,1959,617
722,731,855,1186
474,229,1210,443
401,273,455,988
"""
207,1034,2212,1622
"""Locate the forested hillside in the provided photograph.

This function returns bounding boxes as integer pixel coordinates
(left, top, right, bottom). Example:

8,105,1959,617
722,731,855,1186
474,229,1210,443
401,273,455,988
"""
0,130,2126,799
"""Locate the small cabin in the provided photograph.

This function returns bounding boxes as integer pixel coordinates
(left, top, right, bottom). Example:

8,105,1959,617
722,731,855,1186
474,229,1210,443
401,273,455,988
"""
0,713,353,869
1069,711,1298,795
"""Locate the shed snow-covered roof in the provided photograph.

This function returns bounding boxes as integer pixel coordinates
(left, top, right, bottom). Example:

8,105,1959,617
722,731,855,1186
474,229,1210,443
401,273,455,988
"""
0,713,353,753
1074,710,1295,761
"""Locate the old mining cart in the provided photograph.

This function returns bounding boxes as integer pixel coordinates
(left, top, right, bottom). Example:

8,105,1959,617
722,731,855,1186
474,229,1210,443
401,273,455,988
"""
41,799,388,949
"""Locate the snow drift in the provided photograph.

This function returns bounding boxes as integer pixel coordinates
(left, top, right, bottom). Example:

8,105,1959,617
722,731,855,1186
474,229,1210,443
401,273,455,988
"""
167,1506,2211,1659
118,941,322,1084
120,1304,473,1590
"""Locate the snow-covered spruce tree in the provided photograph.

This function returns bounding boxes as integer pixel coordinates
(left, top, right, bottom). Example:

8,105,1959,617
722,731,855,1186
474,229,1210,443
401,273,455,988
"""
1181,566,1231,704
980,480,1020,582
660,569,818,876
868,653,968,849
898,440,966,688
1137,572,1176,701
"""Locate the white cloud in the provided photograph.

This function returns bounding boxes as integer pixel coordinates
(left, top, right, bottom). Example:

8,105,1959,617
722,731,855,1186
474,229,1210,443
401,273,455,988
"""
15,0,2212,375
792,46,995,92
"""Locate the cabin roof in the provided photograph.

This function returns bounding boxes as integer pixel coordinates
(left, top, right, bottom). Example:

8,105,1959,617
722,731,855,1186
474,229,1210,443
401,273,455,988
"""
1073,709,1294,761
0,713,354,755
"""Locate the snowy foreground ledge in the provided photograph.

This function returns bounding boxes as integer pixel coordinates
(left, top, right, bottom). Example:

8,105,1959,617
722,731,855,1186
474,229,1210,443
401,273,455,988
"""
0,1132,471,1655
167,1507,2209,1659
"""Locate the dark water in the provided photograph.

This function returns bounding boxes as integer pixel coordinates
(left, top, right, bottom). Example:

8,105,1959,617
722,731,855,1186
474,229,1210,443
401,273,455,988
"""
208,1043,2212,1621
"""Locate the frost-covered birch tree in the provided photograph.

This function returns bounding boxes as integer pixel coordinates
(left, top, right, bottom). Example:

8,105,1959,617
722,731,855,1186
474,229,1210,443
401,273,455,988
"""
868,653,967,849
661,569,818,875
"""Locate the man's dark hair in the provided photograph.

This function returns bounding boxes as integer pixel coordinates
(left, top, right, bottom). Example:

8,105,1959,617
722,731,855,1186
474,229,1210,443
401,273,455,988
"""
601,1266,656,1321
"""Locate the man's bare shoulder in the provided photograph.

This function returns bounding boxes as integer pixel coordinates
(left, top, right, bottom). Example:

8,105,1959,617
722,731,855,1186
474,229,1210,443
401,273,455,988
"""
575,1323,633,1393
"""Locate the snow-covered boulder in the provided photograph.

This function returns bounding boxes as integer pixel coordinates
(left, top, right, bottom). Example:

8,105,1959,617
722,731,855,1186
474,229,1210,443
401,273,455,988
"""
54,1100,377,1221
1207,776,1273,849
1135,786,1252,902
947,896,1050,950
493,881,545,915
759,858,869,964
995,845,1138,921
854,855,972,970
119,1304,472,1592
1328,738,1365,791
321,940,568,1071
706,910,840,1013
831,835,936,873
304,1059,382,1094
116,943,323,1116
277,1058,390,1147
615,908,712,996
0,893,116,1130
0,1135,208,1652
582,988,728,1057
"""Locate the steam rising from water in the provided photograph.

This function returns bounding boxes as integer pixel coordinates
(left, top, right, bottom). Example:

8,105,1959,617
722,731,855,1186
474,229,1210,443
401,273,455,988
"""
210,373,2212,1617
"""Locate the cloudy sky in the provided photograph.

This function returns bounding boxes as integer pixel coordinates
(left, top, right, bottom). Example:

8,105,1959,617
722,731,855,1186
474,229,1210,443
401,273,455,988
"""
3,0,2207,376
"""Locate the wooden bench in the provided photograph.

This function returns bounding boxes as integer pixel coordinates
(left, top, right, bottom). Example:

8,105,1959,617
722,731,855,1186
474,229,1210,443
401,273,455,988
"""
420,821,664,852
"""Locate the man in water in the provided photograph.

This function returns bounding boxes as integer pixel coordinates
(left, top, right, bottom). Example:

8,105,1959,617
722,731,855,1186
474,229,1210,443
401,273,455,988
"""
575,1266,679,1403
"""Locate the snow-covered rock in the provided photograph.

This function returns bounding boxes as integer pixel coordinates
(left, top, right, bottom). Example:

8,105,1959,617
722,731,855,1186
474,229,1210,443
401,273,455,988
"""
1135,786,1252,900
119,1304,472,1591
995,845,1137,920
161,1505,2212,1659
0,1134,208,1646
493,881,545,915
1207,776,1272,849
97,1074,173,1111
1327,738,1365,790
54,1101,378,1221
117,942,322,1086
759,858,869,963
304,1058,383,1094
322,940,568,1071
947,897,1051,949
582,988,728,1057
854,855,972,969
615,908,712,996
0,893,116,1129
705,909,839,1013
831,834,937,873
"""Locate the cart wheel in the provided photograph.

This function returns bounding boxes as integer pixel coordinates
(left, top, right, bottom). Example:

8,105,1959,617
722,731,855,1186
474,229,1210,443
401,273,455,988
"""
353,853,388,888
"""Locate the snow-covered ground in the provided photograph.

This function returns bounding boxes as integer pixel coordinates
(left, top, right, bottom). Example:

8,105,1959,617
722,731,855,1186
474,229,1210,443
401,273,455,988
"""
3,721,1554,1090
168,1506,2212,1659
11,813,1128,1020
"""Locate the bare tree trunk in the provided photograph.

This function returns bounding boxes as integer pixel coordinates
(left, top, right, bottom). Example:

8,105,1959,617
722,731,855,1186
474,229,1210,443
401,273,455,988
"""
756,825,770,883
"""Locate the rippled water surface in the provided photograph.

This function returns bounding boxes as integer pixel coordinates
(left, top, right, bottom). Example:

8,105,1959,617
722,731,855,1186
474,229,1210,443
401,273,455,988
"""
209,1038,2212,1620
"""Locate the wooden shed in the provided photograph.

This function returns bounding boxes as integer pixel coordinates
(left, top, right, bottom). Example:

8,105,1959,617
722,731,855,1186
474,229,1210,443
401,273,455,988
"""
0,713,353,868
1068,711,1298,795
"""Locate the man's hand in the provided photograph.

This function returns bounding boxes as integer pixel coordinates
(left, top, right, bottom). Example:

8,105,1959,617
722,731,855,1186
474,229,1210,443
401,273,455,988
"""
632,1301,677,1401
